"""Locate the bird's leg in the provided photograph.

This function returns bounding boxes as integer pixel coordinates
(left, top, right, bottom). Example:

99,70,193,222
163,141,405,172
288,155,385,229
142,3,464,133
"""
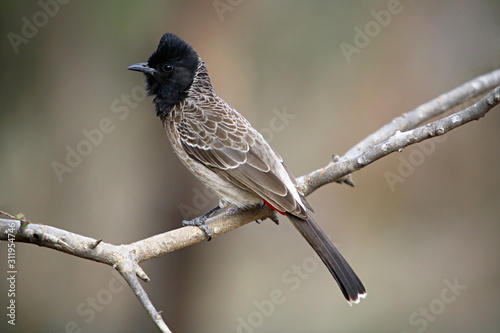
182,205,221,241
254,202,280,225
265,209,280,225
223,202,280,225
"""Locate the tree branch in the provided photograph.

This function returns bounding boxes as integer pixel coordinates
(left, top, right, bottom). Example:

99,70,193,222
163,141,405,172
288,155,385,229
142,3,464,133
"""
298,84,500,196
1,69,499,333
343,68,500,159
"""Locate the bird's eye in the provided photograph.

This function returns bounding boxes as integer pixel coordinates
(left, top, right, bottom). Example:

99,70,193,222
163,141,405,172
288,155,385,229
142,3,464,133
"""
162,64,174,72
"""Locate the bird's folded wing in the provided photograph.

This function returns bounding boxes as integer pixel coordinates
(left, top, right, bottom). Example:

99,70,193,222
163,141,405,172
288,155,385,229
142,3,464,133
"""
177,104,308,217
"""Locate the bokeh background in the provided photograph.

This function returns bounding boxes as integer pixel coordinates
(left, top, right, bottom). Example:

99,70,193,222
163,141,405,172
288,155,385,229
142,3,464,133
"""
0,1,499,332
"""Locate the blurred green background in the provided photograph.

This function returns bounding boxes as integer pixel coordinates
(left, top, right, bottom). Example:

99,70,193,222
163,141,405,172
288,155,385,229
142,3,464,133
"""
0,1,499,332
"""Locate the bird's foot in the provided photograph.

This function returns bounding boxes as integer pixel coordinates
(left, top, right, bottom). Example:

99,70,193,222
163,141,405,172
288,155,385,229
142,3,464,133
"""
182,205,220,241
183,216,213,240
267,210,280,225
255,203,280,225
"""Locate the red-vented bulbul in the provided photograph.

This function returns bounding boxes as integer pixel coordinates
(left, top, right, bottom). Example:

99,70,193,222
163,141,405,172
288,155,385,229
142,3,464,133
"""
128,33,366,304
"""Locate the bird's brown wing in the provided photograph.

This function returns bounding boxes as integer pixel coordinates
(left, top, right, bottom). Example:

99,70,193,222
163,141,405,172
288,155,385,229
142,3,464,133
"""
175,101,308,218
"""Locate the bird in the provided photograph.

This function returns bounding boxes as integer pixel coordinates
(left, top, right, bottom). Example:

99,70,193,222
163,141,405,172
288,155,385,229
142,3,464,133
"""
128,32,366,305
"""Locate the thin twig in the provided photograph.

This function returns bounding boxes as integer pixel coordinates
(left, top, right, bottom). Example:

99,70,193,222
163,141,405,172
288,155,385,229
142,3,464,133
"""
298,85,500,196
344,69,500,158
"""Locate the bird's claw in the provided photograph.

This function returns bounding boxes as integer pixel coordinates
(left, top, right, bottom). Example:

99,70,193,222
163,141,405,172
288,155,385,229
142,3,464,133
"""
254,206,279,225
183,216,213,240
183,205,220,241
269,210,280,225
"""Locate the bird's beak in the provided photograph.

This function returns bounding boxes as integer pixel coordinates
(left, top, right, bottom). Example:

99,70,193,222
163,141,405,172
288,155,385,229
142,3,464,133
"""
127,62,157,75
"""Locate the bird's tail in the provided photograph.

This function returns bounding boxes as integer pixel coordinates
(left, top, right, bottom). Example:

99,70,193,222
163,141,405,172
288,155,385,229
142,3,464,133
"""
287,213,366,305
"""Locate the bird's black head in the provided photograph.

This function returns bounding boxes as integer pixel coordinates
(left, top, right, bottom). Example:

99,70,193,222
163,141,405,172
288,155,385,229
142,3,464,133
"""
128,33,199,112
